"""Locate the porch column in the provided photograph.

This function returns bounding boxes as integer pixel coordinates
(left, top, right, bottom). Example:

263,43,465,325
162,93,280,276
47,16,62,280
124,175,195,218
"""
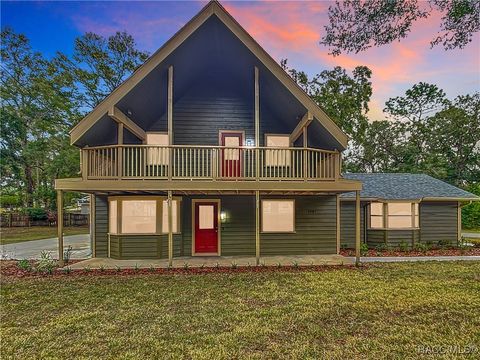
168,190,173,267
336,194,341,254
255,190,260,265
457,202,462,245
168,65,173,181
355,190,361,266
57,190,64,266
254,66,260,180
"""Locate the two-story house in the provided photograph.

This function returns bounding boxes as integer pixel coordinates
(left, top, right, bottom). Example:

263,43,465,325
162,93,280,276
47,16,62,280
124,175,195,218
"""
55,1,478,266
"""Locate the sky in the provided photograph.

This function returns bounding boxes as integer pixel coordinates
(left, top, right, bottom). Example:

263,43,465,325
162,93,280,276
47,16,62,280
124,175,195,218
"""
2,0,479,121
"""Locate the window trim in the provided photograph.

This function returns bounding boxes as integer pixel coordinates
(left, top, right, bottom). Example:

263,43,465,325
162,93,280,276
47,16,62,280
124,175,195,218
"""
368,201,420,230
108,196,181,235
261,199,296,233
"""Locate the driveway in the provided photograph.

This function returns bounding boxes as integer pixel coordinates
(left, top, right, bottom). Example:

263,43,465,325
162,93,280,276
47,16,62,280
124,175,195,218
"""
462,232,480,239
0,234,91,260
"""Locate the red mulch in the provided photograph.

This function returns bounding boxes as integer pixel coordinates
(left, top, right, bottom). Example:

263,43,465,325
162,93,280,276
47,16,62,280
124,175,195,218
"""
0,260,360,281
340,248,480,257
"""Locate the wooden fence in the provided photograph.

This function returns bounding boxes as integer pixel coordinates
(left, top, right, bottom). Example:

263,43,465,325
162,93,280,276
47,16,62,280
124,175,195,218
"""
0,213,89,228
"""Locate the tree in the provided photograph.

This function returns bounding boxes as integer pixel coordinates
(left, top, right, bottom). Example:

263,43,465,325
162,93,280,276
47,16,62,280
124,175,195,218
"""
321,0,480,56
281,60,372,147
1,28,79,207
55,31,149,111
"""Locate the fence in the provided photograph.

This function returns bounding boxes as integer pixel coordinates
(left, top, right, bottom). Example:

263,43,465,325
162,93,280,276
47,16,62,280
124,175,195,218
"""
0,213,89,228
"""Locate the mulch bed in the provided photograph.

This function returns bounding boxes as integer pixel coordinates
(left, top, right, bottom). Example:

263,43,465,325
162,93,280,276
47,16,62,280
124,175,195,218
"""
0,260,361,280
340,248,480,257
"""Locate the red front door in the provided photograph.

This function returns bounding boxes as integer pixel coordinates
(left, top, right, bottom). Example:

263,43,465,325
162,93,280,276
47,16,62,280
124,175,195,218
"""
220,132,242,178
194,202,219,254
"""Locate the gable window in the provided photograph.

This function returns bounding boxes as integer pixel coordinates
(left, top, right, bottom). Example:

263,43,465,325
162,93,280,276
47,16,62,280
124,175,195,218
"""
108,197,180,235
261,199,295,232
369,202,419,229
265,134,291,166
146,132,169,166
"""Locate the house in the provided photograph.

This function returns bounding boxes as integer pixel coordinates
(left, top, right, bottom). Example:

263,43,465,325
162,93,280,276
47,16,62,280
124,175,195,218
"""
55,1,478,265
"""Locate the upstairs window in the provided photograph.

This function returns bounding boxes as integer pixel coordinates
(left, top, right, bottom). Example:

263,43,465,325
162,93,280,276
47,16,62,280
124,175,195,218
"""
265,134,291,166
369,202,419,229
146,132,169,166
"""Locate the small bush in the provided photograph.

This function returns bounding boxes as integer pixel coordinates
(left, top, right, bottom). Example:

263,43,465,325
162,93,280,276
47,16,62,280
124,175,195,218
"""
360,243,369,256
17,259,32,272
63,245,73,264
438,239,452,249
115,265,121,272
36,251,56,274
62,267,72,274
398,241,410,252
24,207,48,221
134,263,140,271
414,243,429,253
231,262,237,269
183,263,189,269
375,244,388,252
99,265,105,272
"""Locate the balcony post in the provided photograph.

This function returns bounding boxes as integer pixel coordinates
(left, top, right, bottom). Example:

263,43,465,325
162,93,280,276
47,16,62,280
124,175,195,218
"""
168,190,173,267
168,65,173,181
57,190,64,266
117,123,123,179
303,126,308,181
254,66,260,180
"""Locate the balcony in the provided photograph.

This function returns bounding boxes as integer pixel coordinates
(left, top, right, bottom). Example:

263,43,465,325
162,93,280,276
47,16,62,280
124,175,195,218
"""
81,145,341,181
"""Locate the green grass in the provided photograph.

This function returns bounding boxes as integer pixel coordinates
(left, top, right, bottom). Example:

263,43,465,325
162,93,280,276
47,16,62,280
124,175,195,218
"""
463,228,480,233
0,226,89,245
2,262,480,359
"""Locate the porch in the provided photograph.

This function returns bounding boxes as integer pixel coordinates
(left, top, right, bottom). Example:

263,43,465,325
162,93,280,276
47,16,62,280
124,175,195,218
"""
65,254,353,269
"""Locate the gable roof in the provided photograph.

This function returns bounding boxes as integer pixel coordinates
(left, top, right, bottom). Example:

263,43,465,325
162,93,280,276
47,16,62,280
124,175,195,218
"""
70,0,348,148
341,173,479,201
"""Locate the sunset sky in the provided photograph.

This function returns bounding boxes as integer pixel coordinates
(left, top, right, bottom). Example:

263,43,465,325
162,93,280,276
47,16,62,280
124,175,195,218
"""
2,0,479,120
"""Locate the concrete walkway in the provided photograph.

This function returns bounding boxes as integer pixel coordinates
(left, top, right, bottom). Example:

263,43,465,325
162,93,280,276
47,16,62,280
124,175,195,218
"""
347,256,480,263
66,254,353,269
462,232,480,239
0,234,91,260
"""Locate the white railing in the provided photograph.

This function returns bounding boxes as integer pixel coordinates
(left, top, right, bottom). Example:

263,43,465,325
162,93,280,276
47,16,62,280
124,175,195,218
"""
81,145,340,181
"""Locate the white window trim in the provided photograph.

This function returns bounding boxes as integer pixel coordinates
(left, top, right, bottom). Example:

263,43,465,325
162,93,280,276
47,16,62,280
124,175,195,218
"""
261,199,296,233
108,196,181,235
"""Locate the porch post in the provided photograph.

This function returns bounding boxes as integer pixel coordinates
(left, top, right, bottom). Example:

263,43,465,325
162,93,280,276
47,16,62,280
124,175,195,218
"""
355,190,361,266
255,190,260,265
168,190,173,267
457,202,462,245
336,194,341,254
117,123,123,179
168,65,173,181
254,66,259,180
57,190,64,266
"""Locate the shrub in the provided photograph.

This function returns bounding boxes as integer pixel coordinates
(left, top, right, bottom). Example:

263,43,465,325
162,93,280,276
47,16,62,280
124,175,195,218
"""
360,243,369,256
62,267,72,274
438,239,452,249
375,244,388,252
17,259,32,272
63,245,73,264
24,207,48,221
399,241,410,252
231,262,238,269
36,251,56,274
414,243,429,253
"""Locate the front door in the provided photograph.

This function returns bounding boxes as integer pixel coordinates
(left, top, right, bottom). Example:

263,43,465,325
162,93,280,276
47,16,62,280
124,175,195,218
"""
220,131,243,178
194,201,219,254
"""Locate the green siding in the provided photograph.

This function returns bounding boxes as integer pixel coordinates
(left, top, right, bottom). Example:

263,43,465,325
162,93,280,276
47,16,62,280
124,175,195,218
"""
420,202,458,245
260,196,337,255
339,202,366,248
386,230,419,249
366,229,386,247
109,234,182,260
94,196,108,257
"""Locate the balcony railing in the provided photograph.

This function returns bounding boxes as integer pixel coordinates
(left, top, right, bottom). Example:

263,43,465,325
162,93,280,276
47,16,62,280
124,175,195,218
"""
81,145,340,181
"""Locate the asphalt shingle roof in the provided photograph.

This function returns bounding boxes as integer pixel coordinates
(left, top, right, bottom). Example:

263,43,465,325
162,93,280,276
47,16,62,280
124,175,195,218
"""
341,173,479,200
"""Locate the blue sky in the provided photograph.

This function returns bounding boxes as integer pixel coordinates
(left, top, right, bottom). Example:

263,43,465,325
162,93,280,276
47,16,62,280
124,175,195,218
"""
2,1,479,120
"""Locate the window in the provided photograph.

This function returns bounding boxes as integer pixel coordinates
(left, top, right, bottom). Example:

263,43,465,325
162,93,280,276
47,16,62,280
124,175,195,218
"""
109,200,118,234
369,202,419,229
369,202,383,229
161,199,179,233
265,134,291,166
146,132,168,166
262,200,295,232
122,200,157,234
108,197,181,235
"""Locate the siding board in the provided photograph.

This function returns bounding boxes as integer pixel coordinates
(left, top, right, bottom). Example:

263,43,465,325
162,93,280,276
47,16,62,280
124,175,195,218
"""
420,202,458,245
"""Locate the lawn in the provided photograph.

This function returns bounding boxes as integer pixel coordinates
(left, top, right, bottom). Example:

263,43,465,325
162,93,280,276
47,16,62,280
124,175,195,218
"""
1,262,480,359
0,226,89,245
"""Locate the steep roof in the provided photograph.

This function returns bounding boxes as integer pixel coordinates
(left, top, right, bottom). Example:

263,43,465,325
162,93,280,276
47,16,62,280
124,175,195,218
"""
341,173,479,201
70,0,348,148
